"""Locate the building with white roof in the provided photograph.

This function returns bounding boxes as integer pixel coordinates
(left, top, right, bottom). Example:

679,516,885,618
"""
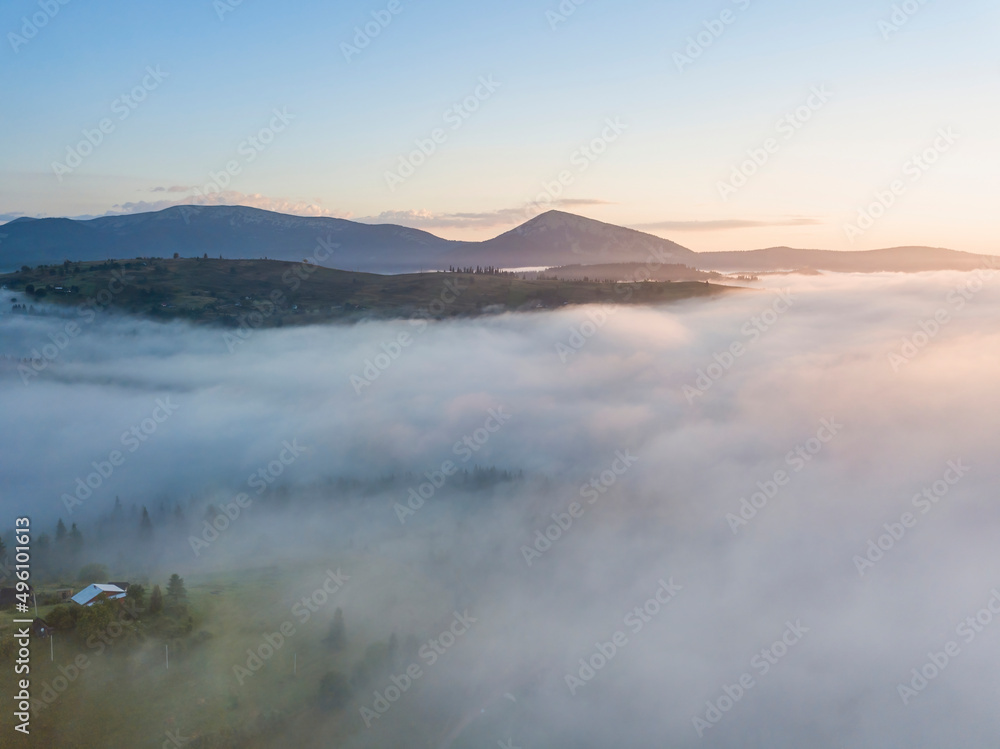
70,583,127,606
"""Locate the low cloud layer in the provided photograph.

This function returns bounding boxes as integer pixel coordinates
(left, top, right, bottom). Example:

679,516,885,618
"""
1,270,998,746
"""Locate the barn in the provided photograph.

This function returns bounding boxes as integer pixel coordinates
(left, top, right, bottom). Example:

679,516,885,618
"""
70,583,127,606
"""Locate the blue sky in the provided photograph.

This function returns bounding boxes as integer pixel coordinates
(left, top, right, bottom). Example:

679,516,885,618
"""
1,0,998,252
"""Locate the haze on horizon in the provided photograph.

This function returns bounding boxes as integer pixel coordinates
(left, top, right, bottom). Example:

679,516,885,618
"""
2,0,999,254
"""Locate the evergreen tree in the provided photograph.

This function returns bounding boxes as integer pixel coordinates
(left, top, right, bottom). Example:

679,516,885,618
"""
139,507,153,541
127,583,146,610
165,573,187,608
55,519,67,542
325,607,346,651
68,523,83,556
149,584,163,614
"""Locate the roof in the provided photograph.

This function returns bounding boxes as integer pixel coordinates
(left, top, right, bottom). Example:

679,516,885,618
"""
71,583,126,606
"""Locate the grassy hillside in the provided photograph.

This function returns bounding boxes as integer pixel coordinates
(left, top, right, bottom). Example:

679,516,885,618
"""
1,258,732,327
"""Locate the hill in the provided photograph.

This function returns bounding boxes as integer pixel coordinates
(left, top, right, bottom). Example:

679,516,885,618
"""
5,205,992,276
538,262,721,282
445,210,696,268
1,258,732,327
0,207,695,274
0,206,457,273
693,245,998,273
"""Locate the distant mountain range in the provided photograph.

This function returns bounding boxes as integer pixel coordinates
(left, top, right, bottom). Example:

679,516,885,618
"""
692,245,996,273
1,205,994,274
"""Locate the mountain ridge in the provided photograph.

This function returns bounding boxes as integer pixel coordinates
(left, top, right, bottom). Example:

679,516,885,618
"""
1,205,992,274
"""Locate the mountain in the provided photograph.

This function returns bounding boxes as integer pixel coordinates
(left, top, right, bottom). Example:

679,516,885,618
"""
0,206,696,273
0,206,457,273
693,246,997,273
2,205,994,275
445,211,696,268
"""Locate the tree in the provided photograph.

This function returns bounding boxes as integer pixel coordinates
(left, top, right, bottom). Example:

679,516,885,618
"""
0,535,5,561
165,574,187,609
68,523,83,556
149,585,163,614
127,583,146,610
46,604,79,631
387,632,398,666
77,563,109,582
77,597,116,642
325,608,346,651
139,507,153,541
55,519,67,542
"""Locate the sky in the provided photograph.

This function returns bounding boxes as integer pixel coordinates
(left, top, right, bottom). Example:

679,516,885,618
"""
1,0,998,253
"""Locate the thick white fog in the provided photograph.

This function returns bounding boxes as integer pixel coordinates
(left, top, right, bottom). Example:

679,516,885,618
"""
2,269,999,747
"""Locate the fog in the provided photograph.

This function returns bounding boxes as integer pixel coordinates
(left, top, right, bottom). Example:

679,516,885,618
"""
2,269,999,747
